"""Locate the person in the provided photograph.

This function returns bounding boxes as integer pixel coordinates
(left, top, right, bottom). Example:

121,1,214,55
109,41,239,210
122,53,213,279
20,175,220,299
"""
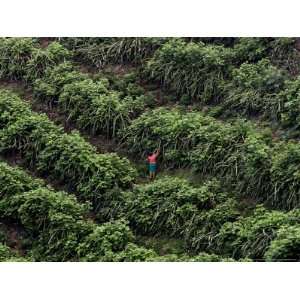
147,149,160,180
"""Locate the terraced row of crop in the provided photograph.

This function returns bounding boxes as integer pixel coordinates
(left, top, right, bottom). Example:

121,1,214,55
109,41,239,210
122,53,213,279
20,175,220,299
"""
0,89,247,260
0,40,289,207
64,37,300,137
58,37,168,67
0,38,234,260
1,160,246,261
145,39,300,136
61,37,300,75
0,38,154,139
0,160,156,261
0,90,136,211
217,206,300,261
0,85,257,260
121,107,300,210
102,177,239,251
0,38,71,83
1,38,300,261
2,38,300,211
2,155,299,261
99,174,300,261
33,62,149,138
34,38,300,260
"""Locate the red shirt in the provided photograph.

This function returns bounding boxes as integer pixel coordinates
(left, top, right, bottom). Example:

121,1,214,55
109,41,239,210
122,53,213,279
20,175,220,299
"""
148,153,158,164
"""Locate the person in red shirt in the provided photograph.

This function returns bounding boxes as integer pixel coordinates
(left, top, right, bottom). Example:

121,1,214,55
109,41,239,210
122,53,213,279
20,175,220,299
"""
147,149,160,180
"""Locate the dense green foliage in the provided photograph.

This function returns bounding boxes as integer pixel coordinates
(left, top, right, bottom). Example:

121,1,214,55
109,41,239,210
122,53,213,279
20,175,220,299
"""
33,62,151,137
0,161,90,261
275,77,300,134
59,37,167,67
121,107,300,210
33,62,88,103
58,78,145,137
1,37,300,261
143,37,300,135
270,142,300,209
216,206,300,260
222,59,287,117
105,177,230,230
265,225,300,261
0,162,101,260
0,161,241,262
24,41,71,83
0,38,37,80
120,107,253,170
0,90,136,210
232,38,300,74
0,161,166,261
145,39,233,103
0,38,70,83
100,176,240,254
0,38,151,138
